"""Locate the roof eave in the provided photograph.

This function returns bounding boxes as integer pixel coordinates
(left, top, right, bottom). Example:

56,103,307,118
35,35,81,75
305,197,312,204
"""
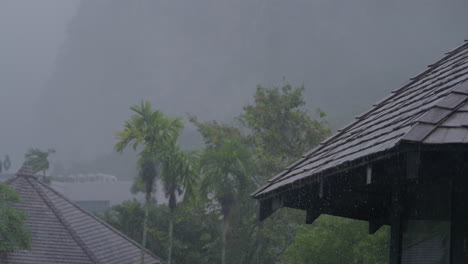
254,140,468,200
252,145,404,200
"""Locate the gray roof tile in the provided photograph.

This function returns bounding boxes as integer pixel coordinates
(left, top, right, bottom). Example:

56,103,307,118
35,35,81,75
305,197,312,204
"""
435,93,468,109
440,111,468,127
402,123,436,142
418,107,452,124
253,41,468,199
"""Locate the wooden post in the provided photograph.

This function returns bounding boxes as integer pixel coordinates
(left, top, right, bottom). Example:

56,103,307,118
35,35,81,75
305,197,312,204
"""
449,152,468,264
389,156,404,264
389,188,403,264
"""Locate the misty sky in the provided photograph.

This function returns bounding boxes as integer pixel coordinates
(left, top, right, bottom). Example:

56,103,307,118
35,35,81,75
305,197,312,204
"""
0,0,78,170
1,0,467,174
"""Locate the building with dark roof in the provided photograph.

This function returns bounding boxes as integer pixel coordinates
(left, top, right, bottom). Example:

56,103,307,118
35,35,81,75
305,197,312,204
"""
1,166,164,264
253,40,468,263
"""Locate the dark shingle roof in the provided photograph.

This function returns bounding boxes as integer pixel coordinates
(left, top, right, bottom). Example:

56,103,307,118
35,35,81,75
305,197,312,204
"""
2,167,164,264
253,40,468,199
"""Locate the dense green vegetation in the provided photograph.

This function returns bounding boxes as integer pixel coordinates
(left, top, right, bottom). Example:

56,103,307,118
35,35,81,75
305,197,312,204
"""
103,84,389,264
115,101,196,264
282,215,389,264
0,183,30,251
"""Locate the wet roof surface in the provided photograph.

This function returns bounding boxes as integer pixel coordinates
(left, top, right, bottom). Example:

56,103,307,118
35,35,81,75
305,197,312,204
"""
2,169,163,264
254,41,468,199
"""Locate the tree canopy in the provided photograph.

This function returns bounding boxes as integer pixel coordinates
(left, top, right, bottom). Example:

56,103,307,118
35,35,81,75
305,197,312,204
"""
104,84,389,264
0,183,31,251
238,84,330,183
24,148,55,177
116,100,200,264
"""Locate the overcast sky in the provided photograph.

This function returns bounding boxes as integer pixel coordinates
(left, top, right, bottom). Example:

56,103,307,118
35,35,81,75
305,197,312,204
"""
1,0,467,174
0,0,78,170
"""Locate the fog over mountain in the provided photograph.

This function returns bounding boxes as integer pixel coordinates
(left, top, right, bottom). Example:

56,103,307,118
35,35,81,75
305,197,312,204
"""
1,0,468,176
0,0,78,171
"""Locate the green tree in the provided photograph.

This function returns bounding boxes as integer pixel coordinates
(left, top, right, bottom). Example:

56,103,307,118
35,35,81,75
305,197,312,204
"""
101,199,221,264
160,144,199,264
101,200,145,241
239,84,330,183
200,137,252,264
234,85,331,263
24,148,55,177
238,85,390,264
281,215,389,264
0,183,31,251
187,84,332,264
115,101,183,264
105,85,390,264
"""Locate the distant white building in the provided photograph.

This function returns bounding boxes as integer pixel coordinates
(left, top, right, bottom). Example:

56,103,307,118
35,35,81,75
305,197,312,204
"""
1,172,169,213
53,172,118,182
51,178,169,213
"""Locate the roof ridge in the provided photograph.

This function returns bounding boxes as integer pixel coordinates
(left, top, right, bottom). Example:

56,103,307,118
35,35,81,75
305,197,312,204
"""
300,41,468,161
24,177,99,263
396,41,468,92
25,177,100,264
253,39,468,199
31,177,165,264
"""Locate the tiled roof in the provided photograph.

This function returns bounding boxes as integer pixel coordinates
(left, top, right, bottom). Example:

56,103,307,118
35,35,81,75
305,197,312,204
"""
2,166,164,264
253,40,468,199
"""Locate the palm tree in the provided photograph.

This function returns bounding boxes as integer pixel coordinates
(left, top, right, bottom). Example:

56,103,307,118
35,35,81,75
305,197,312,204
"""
200,138,251,264
115,101,183,264
160,144,199,264
24,148,55,178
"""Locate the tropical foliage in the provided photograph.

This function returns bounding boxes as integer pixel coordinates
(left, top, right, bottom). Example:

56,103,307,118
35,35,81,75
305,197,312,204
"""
105,85,389,264
115,101,199,264
0,183,31,251
24,148,55,177
239,84,330,182
281,215,390,264
199,137,251,264
159,144,200,264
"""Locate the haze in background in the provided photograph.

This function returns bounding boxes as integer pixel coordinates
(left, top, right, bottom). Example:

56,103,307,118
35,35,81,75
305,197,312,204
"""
0,0,78,171
1,0,468,177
